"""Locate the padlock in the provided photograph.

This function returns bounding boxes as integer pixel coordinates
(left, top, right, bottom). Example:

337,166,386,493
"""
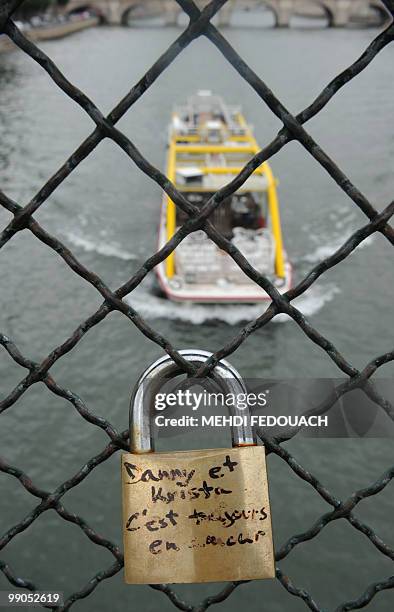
122,349,275,584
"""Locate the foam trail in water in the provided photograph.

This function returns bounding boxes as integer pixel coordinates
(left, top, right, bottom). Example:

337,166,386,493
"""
125,283,339,325
63,231,137,261
301,234,374,265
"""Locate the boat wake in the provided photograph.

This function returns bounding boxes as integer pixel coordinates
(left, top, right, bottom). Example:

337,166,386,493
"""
63,231,138,261
124,282,340,325
61,221,344,326
300,209,375,266
302,234,374,265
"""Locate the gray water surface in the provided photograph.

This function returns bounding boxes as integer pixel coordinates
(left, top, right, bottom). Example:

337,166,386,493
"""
0,19,393,612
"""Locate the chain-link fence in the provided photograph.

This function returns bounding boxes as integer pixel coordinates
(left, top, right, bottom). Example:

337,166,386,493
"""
1,0,394,609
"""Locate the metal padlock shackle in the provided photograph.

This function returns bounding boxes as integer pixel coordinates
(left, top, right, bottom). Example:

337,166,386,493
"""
129,349,256,453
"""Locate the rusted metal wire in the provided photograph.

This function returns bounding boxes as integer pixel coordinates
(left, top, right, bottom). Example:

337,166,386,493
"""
0,0,393,610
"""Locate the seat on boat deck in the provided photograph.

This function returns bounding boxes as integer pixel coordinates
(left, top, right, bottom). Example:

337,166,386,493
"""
224,228,276,282
175,228,275,285
175,231,221,284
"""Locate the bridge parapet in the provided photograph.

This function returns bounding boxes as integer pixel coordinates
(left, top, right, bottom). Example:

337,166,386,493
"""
63,0,389,28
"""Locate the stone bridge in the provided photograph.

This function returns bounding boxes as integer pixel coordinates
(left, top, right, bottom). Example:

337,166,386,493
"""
64,0,389,27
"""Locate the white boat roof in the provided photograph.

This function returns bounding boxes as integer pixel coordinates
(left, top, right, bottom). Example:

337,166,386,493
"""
173,91,245,135
175,167,268,191
202,173,268,191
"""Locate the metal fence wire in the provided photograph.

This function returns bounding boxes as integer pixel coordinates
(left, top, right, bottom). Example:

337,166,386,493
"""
0,0,394,609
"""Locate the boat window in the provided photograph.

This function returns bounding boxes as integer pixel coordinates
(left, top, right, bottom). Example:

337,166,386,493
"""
176,191,268,238
231,193,266,230
176,192,234,239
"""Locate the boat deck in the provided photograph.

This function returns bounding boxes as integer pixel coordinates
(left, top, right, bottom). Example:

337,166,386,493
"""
156,92,291,303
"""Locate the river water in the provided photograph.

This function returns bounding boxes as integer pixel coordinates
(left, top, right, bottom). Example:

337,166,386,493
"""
0,14,393,612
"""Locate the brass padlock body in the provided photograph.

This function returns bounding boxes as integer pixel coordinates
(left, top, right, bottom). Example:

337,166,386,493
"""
122,350,275,584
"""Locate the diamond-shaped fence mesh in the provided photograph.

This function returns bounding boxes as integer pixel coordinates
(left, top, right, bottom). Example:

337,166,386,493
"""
0,0,394,609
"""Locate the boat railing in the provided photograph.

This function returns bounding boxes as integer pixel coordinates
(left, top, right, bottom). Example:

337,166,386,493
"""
173,101,249,137
171,123,248,139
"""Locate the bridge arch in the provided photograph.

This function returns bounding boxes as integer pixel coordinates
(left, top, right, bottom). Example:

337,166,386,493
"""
296,0,335,27
368,1,390,24
65,2,106,23
121,3,141,26
261,1,282,26
230,0,333,28
121,0,179,26
239,0,281,28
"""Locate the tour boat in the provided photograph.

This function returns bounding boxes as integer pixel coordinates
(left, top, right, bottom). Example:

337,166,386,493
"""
156,91,292,303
